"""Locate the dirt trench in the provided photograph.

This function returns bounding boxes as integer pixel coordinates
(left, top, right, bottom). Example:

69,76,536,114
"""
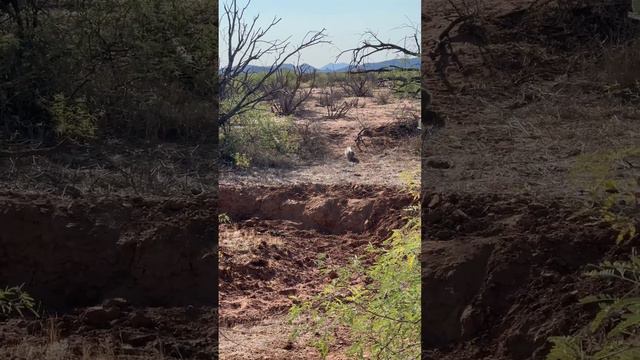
218,184,412,359
0,191,217,359
421,192,627,360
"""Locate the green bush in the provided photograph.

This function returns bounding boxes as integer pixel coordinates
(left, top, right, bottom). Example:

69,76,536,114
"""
570,147,640,244
380,69,420,99
548,153,640,359
219,109,301,168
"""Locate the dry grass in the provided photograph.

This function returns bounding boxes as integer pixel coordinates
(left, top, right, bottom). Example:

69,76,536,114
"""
423,72,640,197
375,90,393,105
0,142,216,197
220,226,285,254
3,317,170,360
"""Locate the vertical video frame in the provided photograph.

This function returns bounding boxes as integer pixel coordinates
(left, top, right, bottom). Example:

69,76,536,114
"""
218,0,422,358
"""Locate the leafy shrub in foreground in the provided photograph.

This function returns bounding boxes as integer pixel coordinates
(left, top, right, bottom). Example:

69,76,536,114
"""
547,252,640,360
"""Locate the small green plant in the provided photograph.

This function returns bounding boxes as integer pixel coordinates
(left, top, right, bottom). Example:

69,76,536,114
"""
218,213,232,224
546,252,640,360
0,284,39,318
315,252,328,268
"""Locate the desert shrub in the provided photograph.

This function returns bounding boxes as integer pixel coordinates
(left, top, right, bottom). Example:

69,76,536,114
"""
392,104,421,128
395,80,421,99
319,87,358,119
315,73,331,88
219,109,301,168
341,73,375,97
0,284,39,318
546,252,640,360
289,175,420,359
548,152,640,359
377,69,420,98
295,119,328,160
265,67,315,116
326,98,359,119
317,87,345,107
326,72,348,87
375,90,393,105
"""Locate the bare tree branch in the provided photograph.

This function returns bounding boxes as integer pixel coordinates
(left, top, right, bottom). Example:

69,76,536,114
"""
338,28,420,69
218,0,329,126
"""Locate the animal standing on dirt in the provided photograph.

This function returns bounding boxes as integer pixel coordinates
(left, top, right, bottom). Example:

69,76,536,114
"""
345,146,359,164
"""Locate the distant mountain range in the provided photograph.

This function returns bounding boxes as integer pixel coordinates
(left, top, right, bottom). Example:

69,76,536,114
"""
221,57,419,74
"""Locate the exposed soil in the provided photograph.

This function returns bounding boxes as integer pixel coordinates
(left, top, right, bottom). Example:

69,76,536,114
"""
423,0,640,359
422,192,628,360
0,191,217,359
218,86,421,357
218,185,412,359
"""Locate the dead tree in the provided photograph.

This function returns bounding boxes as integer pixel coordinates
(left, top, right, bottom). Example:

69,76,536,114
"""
218,0,328,127
264,62,316,116
341,73,375,97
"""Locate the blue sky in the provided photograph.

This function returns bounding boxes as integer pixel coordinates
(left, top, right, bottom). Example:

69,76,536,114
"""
219,0,420,68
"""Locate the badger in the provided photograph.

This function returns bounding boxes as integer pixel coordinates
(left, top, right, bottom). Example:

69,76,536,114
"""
345,146,359,164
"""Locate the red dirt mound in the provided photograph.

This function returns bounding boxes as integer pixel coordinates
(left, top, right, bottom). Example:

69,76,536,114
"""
219,184,412,235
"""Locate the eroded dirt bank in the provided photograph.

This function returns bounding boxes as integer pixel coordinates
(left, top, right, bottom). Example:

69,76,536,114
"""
0,192,217,359
218,184,412,359
422,192,627,359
